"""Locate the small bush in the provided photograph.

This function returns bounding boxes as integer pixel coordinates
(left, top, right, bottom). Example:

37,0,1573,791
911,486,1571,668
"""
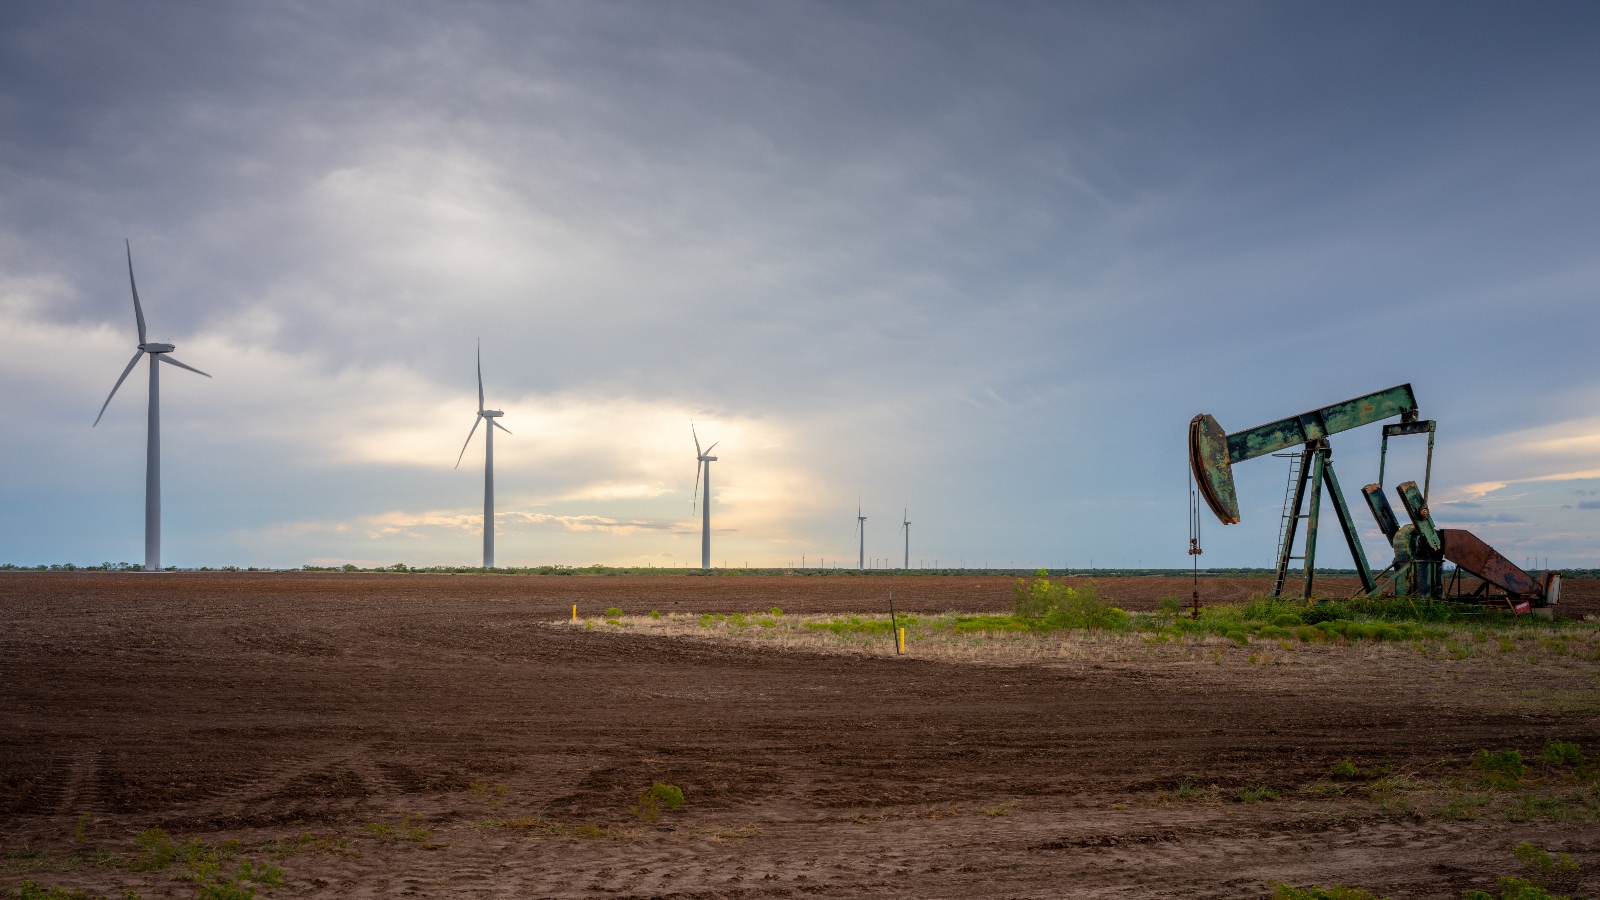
649,610,661,619
1540,741,1584,767
770,607,783,616
604,607,624,618
632,783,686,821
1474,749,1527,788
1330,758,1360,777
1514,843,1553,872
1271,612,1304,627
1012,573,1128,631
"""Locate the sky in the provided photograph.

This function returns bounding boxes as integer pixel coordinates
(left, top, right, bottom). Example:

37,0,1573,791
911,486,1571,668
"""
2,1,1598,570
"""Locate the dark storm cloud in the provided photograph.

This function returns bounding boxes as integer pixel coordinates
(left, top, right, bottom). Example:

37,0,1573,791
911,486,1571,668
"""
3,2,1600,566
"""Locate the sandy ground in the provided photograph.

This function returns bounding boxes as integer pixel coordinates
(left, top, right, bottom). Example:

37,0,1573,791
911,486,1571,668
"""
2,572,1598,899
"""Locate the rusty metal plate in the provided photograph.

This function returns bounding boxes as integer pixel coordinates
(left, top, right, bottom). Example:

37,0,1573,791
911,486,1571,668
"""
1440,528,1540,598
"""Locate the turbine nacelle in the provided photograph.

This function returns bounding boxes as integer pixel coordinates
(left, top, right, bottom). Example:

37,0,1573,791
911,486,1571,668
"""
481,409,504,418
138,343,175,353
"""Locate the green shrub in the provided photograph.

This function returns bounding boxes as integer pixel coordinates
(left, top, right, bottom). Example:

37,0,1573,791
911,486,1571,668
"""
1012,573,1128,631
1225,630,1249,646
632,783,686,821
1513,843,1553,872
1258,625,1291,639
1540,741,1584,767
770,607,783,616
649,610,661,619
1330,758,1360,777
1271,612,1304,627
1295,625,1324,642
604,607,624,618
1474,749,1527,788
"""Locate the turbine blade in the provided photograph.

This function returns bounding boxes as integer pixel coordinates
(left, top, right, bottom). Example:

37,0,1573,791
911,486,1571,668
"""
476,342,484,413
126,240,147,345
691,421,702,457
93,349,145,426
454,416,483,468
492,419,512,434
692,459,702,512
158,355,211,377
704,441,718,455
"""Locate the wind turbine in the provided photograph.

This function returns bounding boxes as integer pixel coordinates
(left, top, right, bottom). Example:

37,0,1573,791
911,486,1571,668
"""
455,344,511,568
94,241,211,572
691,423,718,570
855,503,867,571
898,508,910,570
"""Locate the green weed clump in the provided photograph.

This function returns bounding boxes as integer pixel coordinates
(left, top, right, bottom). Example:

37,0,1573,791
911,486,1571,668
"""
604,607,624,618
632,783,686,821
1012,572,1129,631
1540,741,1585,767
1462,843,1580,900
1474,749,1527,788
1271,883,1390,900
1237,784,1279,803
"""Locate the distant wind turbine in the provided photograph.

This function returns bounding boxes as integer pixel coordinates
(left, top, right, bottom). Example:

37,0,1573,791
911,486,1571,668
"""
455,344,511,568
855,503,867,571
691,423,719,570
93,241,212,572
899,508,911,570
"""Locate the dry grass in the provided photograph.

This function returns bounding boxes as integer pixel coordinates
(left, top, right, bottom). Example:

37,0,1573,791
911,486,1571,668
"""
564,613,1598,671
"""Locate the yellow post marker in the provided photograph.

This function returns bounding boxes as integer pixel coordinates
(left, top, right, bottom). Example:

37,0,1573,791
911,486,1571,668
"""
898,627,906,654
571,604,577,622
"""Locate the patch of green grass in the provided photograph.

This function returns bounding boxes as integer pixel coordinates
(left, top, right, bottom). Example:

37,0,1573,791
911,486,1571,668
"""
365,815,443,849
604,607,624,618
1237,784,1279,804
1329,758,1360,777
8,883,141,900
1442,792,1491,820
649,610,660,619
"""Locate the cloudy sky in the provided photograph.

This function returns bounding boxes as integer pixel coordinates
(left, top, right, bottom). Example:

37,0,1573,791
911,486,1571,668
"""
2,1,1598,570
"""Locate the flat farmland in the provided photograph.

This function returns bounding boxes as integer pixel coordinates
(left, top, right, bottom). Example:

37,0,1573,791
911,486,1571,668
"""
2,572,1598,899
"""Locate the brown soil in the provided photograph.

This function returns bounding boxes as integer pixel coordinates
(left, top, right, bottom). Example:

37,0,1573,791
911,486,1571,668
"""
2,572,1598,899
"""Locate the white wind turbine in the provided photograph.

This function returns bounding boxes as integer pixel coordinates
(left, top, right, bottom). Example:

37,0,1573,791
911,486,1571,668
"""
898,508,911,570
93,241,211,572
691,423,719,570
854,502,867,571
455,345,511,568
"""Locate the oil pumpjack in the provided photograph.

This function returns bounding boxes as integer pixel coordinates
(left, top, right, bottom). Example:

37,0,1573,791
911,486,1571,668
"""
1189,385,1559,611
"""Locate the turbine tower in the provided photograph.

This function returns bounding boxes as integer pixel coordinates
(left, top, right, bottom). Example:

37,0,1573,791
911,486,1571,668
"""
691,423,719,569
855,503,867,571
94,241,211,572
899,508,911,570
455,344,511,568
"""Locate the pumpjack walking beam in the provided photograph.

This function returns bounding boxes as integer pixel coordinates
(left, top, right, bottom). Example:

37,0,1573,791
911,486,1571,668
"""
1191,384,1418,599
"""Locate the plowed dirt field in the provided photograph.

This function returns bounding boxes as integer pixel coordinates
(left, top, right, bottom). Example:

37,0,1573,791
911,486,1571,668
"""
3,572,1598,899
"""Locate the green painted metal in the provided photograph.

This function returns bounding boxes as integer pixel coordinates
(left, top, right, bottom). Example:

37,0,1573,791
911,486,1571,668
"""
1270,445,1313,598
1225,384,1417,465
1320,456,1376,594
1395,480,1441,551
1361,484,1401,541
1301,448,1324,599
